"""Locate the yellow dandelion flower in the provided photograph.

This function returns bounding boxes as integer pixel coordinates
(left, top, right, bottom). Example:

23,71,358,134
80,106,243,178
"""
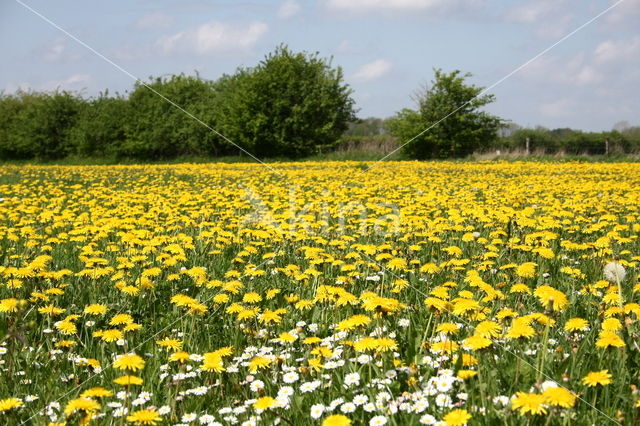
97,329,124,342
542,386,576,408
322,414,351,426
156,337,182,351
253,396,276,410
169,351,190,363
462,335,492,350
110,313,134,326
564,318,589,332
436,322,459,335
475,320,502,338
595,331,625,348
120,285,140,296
311,346,334,358
123,323,142,332
0,398,23,412
430,340,459,354
275,332,297,343
582,370,612,387
505,319,536,340
243,292,262,303
457,370,478,380
80,387,113,398
55,320,77,335
64,398,101,416
84,304,108,315
201,352,225,372
511,392,547,415
337,314,371,332
126,408,162,425
601,318,622,331
374,337,398,352
213,293,230,304
516,262,537,278
113,375,144,386
533,285,568,311
113,353,145,371
510,283,530,294
38,304,66,316
443,408,472,425
248,356,271,373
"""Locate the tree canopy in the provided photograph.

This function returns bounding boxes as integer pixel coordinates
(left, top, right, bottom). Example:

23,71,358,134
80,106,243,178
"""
388,69,502,159
215,45,357,158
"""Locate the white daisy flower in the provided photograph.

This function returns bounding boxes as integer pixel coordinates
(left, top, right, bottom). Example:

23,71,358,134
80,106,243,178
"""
344,372,360,386
370,415,388,425
310,404,325,419
340,402,356,413
283,371,299,384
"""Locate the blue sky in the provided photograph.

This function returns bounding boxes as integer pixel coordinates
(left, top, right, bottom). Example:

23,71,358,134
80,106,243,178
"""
1,0,638,131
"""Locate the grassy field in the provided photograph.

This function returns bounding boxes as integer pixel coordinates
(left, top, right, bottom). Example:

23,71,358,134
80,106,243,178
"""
0,161,639,425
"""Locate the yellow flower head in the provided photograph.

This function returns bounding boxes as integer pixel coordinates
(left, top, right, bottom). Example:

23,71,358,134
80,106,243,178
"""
322,414,351,426
511,392,547,415
0,398,23,412
443,408,472,425
582,370,612,387
64,398,101,416
126,408,163,425
113,353,145,371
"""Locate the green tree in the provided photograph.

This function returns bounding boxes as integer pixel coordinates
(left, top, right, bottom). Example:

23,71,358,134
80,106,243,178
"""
510,128,558,153
0,90,83,160
124,74,221,159
0,93,26,159
388,69,502,159
68,92,129,158
215,45,357,158
344,117,387,137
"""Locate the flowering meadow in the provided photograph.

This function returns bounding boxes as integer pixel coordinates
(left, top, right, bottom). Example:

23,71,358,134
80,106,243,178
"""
1,161,639,426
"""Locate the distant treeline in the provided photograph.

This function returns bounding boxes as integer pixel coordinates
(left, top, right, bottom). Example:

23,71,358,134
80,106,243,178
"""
1,50,639,161
492,126,640,156
337,118,640,157
0,46,356,161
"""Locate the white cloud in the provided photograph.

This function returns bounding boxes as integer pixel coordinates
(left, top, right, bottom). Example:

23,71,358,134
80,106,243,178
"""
604,0,640,27
4,74,92,94
519,53,602,86
37,38,81,63
44,39,66,62
158,21,268,55
504,1,573,40
353,59,392,82
41,74,92,92
336,40,352,54
109,43,149,61
326,0,451,11
335,40,362,55
136,12,174,30
532,13,573,40
574,65,601,85
278,0,301,19
3,82,33,94
594,36,640,65
520,33,640,90
504,2,553,23
539,98,575,117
